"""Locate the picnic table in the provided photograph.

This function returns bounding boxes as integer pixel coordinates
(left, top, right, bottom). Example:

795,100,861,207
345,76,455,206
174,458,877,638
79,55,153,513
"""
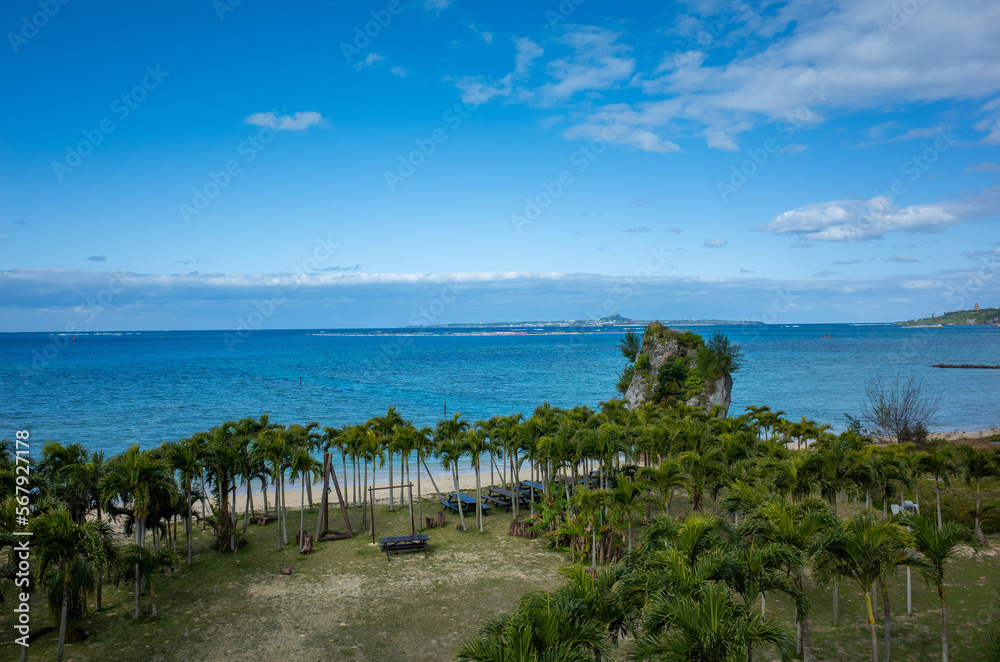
378,534,429,561
483,487,527,511
441,492,491,515
519,481,543,502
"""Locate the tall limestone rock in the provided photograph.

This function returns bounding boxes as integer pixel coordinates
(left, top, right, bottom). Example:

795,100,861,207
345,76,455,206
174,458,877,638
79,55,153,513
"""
621,323,734,416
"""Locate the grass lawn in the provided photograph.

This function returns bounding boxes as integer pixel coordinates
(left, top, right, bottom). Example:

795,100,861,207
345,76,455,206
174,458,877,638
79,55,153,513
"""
1,500,566,662
3,491,998,661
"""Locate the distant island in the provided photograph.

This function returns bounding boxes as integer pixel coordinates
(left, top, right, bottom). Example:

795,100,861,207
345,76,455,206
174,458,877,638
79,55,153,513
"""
898,304,1000,326
413,314,763,329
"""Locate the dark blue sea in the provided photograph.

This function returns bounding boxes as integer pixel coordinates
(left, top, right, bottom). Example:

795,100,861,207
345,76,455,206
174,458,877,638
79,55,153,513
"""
1,324,998,453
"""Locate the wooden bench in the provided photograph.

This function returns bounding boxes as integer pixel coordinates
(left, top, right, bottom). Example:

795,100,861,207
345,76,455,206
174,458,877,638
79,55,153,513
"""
482,494,511,511
378,534,429,561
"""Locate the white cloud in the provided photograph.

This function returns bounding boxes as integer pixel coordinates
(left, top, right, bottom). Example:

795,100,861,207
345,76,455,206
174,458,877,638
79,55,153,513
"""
901,279,942,290
354,52,384,70
760,186,1000,242
511,1,1000,152
536,28,635,104
514,37,543,75
780,143,808,154
704,239,727,247
244,111,324,131
858,126,944,148
469,23,493,44
423,0,451,11
390,66,409,77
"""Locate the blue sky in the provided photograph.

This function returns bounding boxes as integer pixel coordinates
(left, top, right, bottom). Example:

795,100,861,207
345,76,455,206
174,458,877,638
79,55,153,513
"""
1,0,999,331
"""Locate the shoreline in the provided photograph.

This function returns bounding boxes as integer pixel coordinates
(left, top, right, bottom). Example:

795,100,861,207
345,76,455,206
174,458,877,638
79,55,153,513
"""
193,428,999,520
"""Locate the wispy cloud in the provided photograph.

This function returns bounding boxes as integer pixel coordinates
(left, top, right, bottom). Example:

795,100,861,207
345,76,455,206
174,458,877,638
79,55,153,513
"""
469,23,493,44
626,199,650,207
353,52,384,71
886,255,920,263
86,255,107,262
244,111,324,131
624,226,650,233
390,66,408,77
704,239,727,248
423,0,451,12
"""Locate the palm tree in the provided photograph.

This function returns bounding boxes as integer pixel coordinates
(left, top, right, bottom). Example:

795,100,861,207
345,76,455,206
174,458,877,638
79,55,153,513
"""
907,513,982,662
288,445,321,545
609,481,644,553
253,428,288,550
100,444,176,620
573,487,610,569
466,426,490,533
114,544,180,617
437,414,470,531
744,498,830,661
457,590,608,662
956,445,996,542
633,582,794,662
31,505,108,662
917,446,957,529
678,448,724,512
285,422,321,509
636,457,686,517
812,511,912,662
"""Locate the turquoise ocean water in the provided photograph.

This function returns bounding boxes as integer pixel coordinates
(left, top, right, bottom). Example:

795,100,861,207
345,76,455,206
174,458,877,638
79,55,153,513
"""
1,323,998,454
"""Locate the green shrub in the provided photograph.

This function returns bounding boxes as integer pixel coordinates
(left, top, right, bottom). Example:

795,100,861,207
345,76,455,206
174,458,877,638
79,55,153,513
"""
616,364,635,395
678,331,705,349
682,375,705,401
695,331,742,383
652,357,689,403
635,353,651,375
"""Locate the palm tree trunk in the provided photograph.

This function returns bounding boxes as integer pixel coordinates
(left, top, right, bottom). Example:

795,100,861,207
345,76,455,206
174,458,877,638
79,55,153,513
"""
389,451,395,512
453,467,467,530
975,483,985,543
186,485,193,565
475,462,483,533
150,583,157,618
881,581,892,662
306,471,313,510
242,481,252,536
939,584,949,662
200,471,208,530
935,476,943,529
56,565,70,662
96,504,104,611
833,581,840,626
865,590,878,662
275,468,283,551
362,460,368,530
299,480,305,545
134,518,143,619
801,614,813,662
281,470,289,545
415,456,422,530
